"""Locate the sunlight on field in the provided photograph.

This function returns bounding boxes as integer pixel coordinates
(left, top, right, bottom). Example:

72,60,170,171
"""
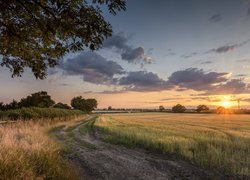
95,113,250,175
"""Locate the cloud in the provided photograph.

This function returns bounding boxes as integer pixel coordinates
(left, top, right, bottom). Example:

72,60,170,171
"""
209,39,250,54
102,33,152,63
209,13,221,22
59,52,124,85
167,68,229,91
118,71,172,92
201,79,250,95
201,60,213,64
210,44,237,53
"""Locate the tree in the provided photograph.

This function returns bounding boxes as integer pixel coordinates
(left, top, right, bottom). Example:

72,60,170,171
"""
0,102,4,110
0,0,126,79
71,96,97,113
159,105,165,112
53,102,71,109
172,104,186,113
196,105,209,113
216,106,226,114
19,91,55,107
108,106,112,110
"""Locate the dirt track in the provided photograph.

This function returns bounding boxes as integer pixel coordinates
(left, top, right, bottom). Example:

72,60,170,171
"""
52,116,236,180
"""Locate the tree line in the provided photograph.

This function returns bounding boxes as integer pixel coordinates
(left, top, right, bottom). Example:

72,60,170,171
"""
0,91,97,113
159,104,210,113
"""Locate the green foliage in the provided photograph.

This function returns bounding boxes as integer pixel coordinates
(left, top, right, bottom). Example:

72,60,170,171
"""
0,0,126,79
0,107,83,121
53,102,71,109
196,105,209,112
19,91,55,108
71,96,97,113
172,104,186,113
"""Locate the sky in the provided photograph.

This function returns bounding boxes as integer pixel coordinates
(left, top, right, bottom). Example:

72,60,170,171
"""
2,0,250,109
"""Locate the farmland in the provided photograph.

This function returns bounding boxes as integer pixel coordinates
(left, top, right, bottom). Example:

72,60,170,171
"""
94,113,250,176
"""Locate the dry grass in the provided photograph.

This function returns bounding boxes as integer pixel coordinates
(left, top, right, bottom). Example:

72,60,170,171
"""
0,116,85,180
95,113,250,176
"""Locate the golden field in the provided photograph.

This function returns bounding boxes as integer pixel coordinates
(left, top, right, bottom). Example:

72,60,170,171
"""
95,113,250,176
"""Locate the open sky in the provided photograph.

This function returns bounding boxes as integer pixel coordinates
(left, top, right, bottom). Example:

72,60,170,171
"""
2,0,250,108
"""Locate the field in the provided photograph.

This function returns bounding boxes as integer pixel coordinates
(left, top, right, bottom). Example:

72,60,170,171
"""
0,108,84,179
95,113,250,176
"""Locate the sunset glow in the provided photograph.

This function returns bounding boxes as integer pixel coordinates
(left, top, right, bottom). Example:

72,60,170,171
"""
221,101,231,108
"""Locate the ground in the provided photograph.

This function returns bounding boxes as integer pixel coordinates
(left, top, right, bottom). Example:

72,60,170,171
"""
51,115,239,180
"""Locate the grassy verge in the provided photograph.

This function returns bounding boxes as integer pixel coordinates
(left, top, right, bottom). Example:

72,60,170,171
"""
0,107,84,121
94,114,250,176
0,116,84,179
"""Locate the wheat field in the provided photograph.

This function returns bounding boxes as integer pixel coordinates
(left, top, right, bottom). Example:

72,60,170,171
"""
95,113,250,176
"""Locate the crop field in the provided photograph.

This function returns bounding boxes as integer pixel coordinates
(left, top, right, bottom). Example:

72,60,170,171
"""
95,113,250,176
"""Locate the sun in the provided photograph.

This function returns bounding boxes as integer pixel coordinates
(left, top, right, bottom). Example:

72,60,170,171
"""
222,101,231,108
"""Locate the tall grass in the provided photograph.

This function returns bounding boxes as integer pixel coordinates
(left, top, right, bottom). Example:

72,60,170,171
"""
95,113,250,176
0,111,84,179
0,107,84,121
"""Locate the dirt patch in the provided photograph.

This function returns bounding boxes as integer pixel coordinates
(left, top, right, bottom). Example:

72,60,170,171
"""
52,116,240,180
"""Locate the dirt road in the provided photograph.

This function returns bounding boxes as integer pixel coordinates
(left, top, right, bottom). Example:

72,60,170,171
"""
52,116,235,180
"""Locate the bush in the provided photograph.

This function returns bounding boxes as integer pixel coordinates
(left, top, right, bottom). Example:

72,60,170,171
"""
0,107,84,121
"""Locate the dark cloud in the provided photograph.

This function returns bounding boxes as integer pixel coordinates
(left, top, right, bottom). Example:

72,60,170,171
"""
201,79,250,95
236,74,247,77
210,39,250,54
167,68,229,91
210,44,237,53
121,47,145,61
60,52,124,85
103,33,152,63
209,14,222,22
181,52,198,59
201,60,213,64
119,71,172,92
248,8,250,15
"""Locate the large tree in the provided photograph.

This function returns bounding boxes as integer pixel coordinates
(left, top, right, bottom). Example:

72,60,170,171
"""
0,0,126,79
19,91,55,107
71,96,97,113
196,105,209,113
172,104,186,113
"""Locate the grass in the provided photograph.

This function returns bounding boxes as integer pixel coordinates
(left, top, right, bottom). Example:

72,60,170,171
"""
0,115,85,179
0,107,84,121
94,113,250,176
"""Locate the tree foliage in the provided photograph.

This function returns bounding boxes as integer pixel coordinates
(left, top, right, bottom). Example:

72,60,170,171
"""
0,0,126,79
53,102,71,109
172,104,186,113
159,105,165,112
19,91,55,108
196,105,209,113
71,96,97,113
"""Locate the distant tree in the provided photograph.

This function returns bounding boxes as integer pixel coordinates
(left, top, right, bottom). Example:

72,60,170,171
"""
3,100,19,110
53,103,71,109
159,105,165,112
108,106,112,110
172,104,186,113
0,102,4,110
196,105,209,113
71,96,97,113
0,0,126,79
216,106,226,114
19,91,55,108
